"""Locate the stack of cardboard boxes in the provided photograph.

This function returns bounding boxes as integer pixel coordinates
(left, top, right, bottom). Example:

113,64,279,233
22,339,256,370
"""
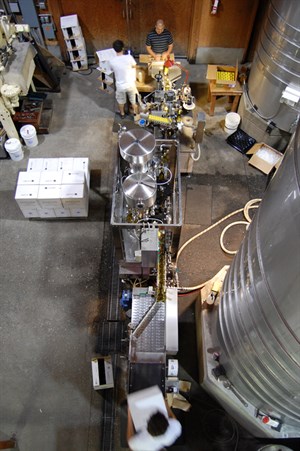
15,157,90,218
60,14,88,71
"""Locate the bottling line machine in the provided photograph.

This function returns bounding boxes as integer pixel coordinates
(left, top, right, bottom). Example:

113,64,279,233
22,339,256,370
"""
111,126,182,393
110,59,205,393
110,21,300,440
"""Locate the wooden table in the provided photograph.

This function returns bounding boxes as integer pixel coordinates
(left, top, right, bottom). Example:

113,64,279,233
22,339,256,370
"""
207,80,243,116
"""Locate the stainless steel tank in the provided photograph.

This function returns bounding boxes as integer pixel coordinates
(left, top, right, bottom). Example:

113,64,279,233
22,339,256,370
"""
122,172,156,209
119,128,156,173
239,0,300,144
217,124,300,436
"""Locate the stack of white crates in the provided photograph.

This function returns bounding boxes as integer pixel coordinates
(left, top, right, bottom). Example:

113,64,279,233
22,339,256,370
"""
15,157,90,218
95,48,116,94
60,14,88,71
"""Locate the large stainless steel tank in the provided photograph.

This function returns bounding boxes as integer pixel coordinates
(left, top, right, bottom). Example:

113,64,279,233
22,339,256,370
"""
239,0,300,147
217,124,300,436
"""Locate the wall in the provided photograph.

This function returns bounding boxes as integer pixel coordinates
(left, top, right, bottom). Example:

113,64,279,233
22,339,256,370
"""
47,0,262,63
190,0,260,64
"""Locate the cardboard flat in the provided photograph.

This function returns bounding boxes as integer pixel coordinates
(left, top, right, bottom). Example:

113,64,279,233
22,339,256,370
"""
139,53,175,63
247,143,283,175
127,385,167,431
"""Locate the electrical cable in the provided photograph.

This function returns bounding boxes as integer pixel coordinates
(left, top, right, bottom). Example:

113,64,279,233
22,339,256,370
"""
191,143,201,162
201,408,239,449
220,220,249,255
177,199,262,291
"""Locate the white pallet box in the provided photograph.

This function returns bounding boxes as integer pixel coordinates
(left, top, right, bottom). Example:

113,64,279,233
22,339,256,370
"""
38,185,62,208
69,48,88,63
62,171,86,186
54,207,72,218
65,37,86,51
60,183,88,209
91,356,114,390
72,158,90,186
38,208,56,218
58,158,74,171
15,184,40,209
40,171,63,185
19,207,39,218
42,158,59,171
17,171,41,185
71,60,88,71
27,158,44,172
70,207,89,217
97,69,114,94
62,26,83,40
60,14,80,29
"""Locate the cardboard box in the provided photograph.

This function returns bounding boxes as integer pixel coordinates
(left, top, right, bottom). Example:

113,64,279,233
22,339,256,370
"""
54,208,72,218
38,185,62,208
19,207,39,218
42,158,59,171
15,185,40,208
62,171,86,185
58,158,74,172
60,14,80,29
27,158,44,172
40,171,62,185
91,356,114,390
38,208,56,218
206,63,238,86
17,171,41,185
247,143,283,174
60,183,88,208
72,158,90,186
70,207,88,217
127,386,167,430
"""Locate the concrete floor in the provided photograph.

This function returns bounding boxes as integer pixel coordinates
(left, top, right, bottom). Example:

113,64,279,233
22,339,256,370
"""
0,62,288,451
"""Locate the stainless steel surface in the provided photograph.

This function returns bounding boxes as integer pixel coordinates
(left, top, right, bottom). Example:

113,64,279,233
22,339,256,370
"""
119,128,155,172
111,138,182,265
122,172,156,209
245,0,300,133
217,126,300,436
130,288,165,358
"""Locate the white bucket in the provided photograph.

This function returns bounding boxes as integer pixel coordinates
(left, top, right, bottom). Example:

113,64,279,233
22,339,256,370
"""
4,138,24,161
224,112,241,135
20,124,38,147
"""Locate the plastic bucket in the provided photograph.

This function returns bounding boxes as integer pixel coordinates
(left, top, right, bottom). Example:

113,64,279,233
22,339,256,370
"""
20,124,38,147
224,112,240,135
4,138,24,161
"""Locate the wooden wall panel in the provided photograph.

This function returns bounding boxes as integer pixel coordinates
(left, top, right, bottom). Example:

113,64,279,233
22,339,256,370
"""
135,0,193,56
198,0,259,49
49,0,193,57
56,0,128,54
48,0,262,62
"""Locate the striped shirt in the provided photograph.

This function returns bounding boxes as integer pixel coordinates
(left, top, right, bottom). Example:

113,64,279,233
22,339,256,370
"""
146,29,173,54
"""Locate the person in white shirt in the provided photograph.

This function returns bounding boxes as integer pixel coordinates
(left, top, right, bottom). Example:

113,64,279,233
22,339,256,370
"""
127,400,182,451
109,40,138,119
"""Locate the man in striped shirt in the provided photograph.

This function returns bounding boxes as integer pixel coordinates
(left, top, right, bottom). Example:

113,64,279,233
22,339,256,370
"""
146,19,173,61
